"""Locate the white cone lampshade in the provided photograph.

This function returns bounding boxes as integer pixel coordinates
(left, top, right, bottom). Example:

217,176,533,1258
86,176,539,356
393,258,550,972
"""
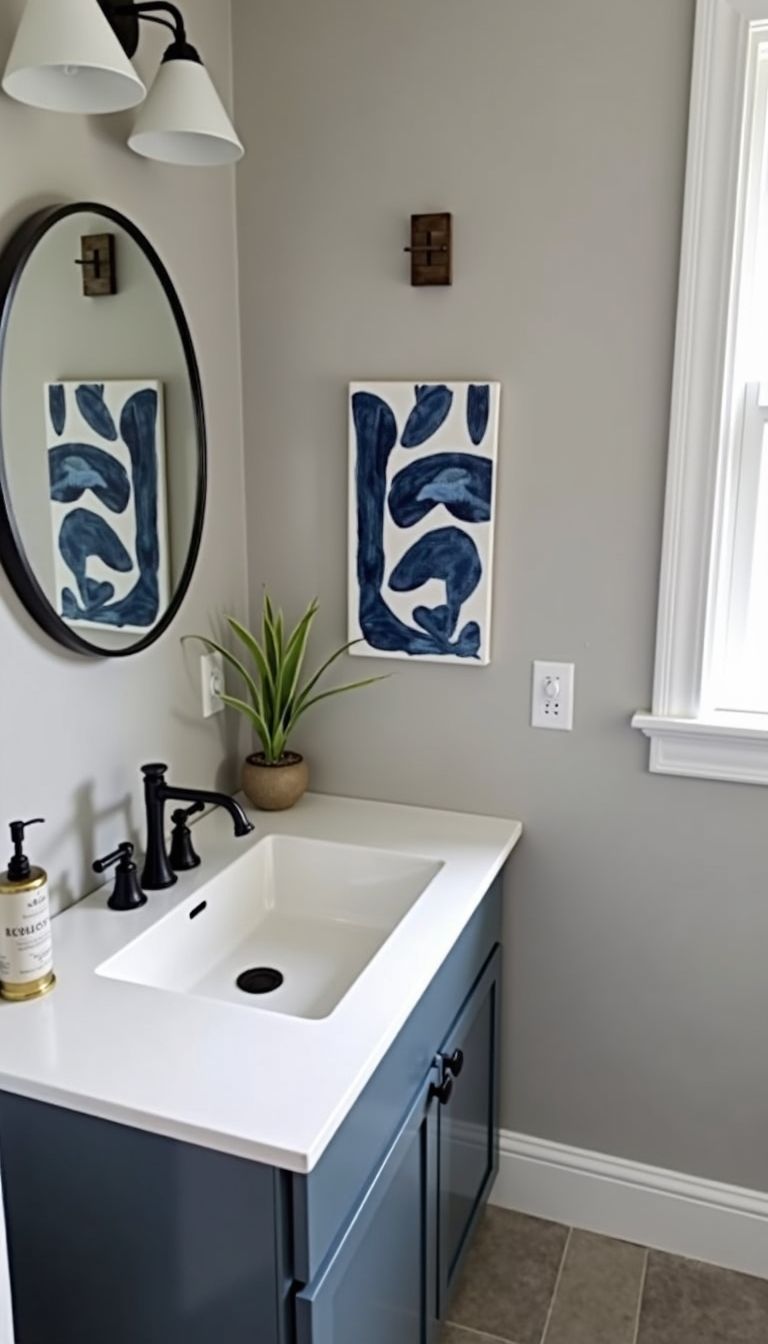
2,0,146,113
128,57,244,166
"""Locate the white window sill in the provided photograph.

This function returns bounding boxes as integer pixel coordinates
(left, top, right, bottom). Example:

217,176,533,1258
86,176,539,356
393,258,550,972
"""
632,711,768,785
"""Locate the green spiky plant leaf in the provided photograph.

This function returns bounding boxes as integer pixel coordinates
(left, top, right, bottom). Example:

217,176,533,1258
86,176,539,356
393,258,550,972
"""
186,594,387,764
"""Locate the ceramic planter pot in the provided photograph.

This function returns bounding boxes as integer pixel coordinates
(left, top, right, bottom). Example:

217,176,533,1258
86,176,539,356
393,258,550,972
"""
241,752,309,811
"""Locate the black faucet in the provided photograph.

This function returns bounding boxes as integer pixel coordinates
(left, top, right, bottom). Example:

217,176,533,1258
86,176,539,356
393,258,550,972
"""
140,763,253,890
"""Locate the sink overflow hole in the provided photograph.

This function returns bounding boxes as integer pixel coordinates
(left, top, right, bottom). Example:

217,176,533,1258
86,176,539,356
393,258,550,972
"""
236,967,284,995
189,901,207,920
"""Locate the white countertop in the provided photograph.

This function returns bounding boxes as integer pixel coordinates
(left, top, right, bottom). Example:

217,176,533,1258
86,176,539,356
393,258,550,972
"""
0,794,521,1174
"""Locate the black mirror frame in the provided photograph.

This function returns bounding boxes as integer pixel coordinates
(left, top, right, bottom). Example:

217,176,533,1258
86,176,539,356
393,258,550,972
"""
0,201,207,658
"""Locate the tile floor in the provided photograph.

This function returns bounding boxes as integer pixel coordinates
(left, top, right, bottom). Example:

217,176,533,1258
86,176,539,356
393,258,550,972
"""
441,1207,768,1344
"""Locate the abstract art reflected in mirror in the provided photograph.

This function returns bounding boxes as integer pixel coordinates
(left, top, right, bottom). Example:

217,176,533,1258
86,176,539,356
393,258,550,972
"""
45,380,169,635
348,381,500,665
0,203,206,657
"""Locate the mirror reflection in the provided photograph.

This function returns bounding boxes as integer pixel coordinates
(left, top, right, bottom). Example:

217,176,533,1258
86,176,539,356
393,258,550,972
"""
0,203,205,655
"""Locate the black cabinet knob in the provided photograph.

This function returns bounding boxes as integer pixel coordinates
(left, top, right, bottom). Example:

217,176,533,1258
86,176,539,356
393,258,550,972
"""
429,1075,454,1106
443,1049,464,1078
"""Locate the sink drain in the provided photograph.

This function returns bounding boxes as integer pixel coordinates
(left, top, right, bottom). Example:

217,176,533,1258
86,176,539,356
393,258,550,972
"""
236,967,284,995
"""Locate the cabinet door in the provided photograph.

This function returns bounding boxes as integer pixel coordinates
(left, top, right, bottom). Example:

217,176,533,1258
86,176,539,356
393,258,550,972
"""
0,1092,286,1344
437,947,501,1314
296,1072,439,1344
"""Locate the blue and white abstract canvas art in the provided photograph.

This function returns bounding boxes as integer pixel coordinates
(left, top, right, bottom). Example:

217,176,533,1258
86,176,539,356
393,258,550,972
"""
45,379,170,635
349,381,500,665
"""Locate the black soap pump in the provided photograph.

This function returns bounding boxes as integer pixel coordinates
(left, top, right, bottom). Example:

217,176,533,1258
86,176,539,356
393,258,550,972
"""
7,817,41,881
0,818,56,1001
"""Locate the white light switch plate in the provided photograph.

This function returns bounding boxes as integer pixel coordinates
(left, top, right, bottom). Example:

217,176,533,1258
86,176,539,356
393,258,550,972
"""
201,652,225,719
531,660,575,731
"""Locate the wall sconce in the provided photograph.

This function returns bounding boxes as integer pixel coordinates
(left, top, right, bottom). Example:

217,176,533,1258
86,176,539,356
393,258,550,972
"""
404,213,452,286
76,232,117,295
2,0,244,168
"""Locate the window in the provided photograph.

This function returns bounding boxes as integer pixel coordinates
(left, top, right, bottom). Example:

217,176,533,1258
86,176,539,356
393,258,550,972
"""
634,0,768,784
708,19,768,717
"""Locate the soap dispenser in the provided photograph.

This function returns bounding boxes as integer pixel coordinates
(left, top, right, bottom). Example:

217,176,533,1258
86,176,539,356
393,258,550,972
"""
0,819,55,1001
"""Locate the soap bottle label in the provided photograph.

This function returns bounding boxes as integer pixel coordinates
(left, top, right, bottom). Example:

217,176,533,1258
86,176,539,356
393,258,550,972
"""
0,885,54,986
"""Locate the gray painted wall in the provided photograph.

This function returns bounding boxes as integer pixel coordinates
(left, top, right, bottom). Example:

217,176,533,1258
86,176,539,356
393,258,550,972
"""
233,0,768,1192
0,0,247,915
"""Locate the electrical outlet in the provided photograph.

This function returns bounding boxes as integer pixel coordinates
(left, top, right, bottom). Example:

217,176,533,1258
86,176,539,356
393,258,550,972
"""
531,660,575,731
201,652,225,719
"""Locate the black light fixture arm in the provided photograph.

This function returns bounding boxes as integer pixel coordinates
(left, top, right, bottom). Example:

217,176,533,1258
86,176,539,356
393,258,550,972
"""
124,12,178,40
101,1,200,63
117,2,187,42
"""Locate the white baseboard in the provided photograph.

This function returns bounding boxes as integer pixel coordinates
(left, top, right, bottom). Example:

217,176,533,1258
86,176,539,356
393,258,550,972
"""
490,1131,768,1280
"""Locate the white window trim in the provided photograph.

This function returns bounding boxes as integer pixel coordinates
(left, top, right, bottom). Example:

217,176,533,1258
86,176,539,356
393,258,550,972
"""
633,0,768,785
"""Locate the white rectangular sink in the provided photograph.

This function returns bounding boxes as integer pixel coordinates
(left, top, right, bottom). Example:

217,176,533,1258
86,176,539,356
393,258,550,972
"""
97,835,442,1020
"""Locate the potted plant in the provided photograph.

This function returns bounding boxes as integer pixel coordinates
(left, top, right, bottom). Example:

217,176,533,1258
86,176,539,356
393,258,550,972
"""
190,594,385,811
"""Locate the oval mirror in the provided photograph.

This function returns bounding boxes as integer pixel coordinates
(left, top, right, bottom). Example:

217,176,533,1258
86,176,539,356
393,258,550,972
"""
0,202,206,656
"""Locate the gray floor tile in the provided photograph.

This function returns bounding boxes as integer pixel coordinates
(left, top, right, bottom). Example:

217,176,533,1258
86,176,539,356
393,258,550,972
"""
543,1229,646,1344
440,1326,510,1344
637,1251,768,1344
446,1206,569,1344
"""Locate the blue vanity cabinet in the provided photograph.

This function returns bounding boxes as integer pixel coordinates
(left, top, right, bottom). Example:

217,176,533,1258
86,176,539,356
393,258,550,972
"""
290,877,503,1285
437,947,501,1313
0,874,505,1344
292,940,503,1344
0,1092,291,1344
295,1071,439,1344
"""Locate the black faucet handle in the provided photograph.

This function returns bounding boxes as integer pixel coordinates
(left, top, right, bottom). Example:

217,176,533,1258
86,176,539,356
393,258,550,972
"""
171,802,205,826
93,842,148,912
169,803,204,872
93,841,134,874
